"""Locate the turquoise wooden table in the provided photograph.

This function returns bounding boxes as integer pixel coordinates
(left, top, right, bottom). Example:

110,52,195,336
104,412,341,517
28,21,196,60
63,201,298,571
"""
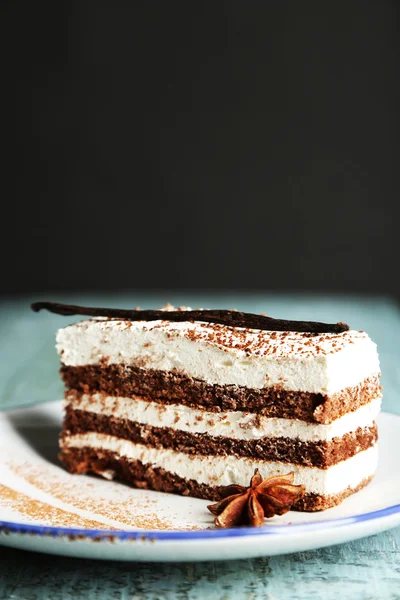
1,292,399,600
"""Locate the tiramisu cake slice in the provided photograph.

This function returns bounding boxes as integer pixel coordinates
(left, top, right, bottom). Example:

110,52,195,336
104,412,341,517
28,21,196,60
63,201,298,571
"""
33,302,381,511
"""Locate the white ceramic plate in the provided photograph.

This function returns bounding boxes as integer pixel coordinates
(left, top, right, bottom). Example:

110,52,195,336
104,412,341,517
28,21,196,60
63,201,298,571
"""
0,402,399,562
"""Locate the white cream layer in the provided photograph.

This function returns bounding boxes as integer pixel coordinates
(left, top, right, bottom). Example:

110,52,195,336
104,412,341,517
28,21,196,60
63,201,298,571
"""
62,433,378,496
56,318,380,394
66,393,381,443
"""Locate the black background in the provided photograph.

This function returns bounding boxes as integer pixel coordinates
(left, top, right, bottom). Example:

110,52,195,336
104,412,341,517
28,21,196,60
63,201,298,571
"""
2,1,399,297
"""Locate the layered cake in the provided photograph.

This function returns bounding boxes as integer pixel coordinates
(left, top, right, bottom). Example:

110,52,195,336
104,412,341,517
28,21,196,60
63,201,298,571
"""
33,302,381,511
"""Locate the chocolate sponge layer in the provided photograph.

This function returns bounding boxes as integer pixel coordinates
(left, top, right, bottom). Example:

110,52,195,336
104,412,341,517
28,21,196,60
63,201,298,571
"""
62,406,378,469
61,364,381,424
59,446,374,512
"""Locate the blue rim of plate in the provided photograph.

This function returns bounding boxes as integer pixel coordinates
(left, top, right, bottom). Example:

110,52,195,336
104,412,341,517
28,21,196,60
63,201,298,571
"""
1,503,400,540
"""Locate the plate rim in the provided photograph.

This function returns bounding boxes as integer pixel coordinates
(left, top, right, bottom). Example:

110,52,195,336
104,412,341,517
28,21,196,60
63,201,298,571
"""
1,502,400,541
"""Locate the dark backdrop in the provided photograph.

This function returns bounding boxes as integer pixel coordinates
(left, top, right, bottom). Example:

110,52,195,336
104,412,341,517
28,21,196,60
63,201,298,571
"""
2,1,399,297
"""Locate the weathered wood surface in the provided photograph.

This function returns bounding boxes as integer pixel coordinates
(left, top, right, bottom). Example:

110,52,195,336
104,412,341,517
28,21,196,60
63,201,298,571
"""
1,532,400,600
1,293,399,599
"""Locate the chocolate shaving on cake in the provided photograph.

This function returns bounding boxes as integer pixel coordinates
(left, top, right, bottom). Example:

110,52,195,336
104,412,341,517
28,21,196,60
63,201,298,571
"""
31,302,349,334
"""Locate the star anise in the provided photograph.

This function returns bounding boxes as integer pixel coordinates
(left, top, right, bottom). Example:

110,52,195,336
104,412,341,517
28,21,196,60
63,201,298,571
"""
207,469,305,528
